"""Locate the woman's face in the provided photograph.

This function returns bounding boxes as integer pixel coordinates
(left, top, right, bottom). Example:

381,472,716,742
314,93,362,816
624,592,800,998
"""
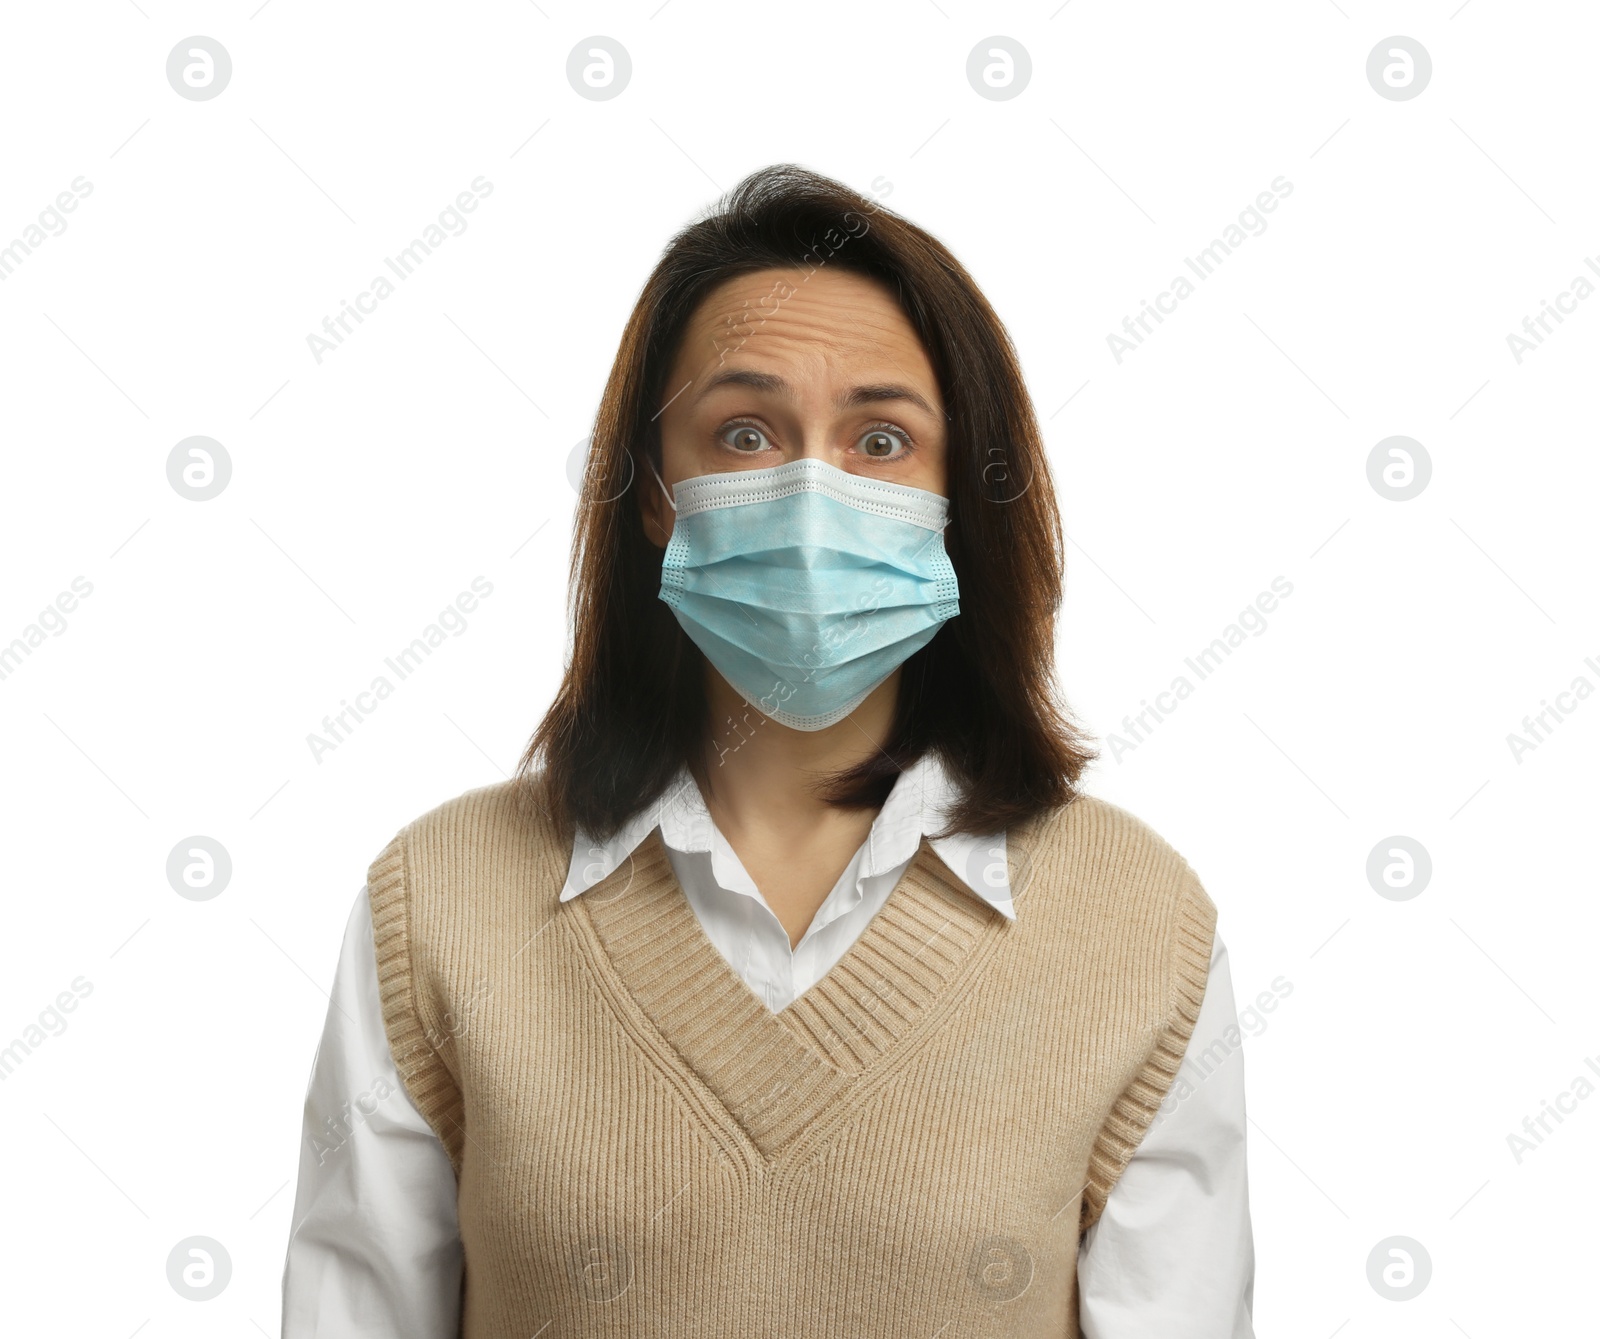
643,265,949,545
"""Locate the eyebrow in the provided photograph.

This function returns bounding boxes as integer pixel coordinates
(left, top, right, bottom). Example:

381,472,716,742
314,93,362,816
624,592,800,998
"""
693,368,940,419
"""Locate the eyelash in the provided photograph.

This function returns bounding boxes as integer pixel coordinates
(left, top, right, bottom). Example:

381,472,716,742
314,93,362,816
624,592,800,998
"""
717,417,917,458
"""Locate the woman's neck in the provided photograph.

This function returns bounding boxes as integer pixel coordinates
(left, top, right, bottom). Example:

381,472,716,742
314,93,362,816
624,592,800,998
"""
696,665,899,847
694,665,902,948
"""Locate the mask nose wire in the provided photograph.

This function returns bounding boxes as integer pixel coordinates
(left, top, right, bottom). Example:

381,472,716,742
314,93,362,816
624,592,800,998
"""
646,455,678,513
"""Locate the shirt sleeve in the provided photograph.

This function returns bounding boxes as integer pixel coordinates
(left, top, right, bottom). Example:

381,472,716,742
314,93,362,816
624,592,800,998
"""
1077,931,1256,1338
281,885,464,1338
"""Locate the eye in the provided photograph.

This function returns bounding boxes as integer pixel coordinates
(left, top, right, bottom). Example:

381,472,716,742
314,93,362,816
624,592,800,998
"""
855,424,913,460
718,421,772,453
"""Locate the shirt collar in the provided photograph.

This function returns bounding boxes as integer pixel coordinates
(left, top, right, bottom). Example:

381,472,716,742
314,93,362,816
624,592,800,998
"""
560,752,1016,920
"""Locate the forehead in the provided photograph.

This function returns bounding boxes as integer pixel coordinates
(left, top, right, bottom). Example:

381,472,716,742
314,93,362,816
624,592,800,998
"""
674,266,935,382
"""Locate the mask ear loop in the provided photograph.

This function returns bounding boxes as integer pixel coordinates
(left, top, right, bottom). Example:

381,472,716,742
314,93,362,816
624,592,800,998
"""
646,455,678,512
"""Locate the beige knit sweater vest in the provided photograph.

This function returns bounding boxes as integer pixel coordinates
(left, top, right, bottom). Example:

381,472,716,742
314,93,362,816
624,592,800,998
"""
367,779,1216,1338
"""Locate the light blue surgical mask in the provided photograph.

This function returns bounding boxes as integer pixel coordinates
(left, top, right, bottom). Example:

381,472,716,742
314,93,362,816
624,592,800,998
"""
649,456,960,731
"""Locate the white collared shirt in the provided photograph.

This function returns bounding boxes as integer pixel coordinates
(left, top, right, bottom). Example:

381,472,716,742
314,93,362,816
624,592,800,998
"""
281,758,1255,1337
560,752,1014,1012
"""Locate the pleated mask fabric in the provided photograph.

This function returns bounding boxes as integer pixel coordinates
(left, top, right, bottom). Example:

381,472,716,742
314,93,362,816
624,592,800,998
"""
653,457,960,730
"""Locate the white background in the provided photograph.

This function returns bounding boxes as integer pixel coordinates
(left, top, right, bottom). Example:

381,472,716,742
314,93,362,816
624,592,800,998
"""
2,2,1595,1334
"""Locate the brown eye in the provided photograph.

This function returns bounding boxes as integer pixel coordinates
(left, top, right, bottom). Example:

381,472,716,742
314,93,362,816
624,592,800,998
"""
857,427,908,459
719,423,771,452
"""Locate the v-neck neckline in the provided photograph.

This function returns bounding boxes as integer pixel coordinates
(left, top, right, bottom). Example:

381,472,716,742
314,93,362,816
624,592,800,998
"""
570,825,1023,1164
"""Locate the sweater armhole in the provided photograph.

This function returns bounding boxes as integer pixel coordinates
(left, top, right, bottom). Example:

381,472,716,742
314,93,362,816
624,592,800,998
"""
368,829,469,1177
1078,868,1218,1238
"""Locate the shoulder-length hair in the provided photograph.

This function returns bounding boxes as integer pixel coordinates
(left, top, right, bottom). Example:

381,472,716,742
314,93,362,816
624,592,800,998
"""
516,163,1096,842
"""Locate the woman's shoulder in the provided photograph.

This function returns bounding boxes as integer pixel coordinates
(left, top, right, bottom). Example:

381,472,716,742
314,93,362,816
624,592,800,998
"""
1015,787,1214,912
367,774,567,895
1016,789,1218,999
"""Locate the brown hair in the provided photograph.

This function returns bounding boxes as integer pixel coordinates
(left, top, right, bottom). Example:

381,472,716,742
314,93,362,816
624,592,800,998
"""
516,163,1096,841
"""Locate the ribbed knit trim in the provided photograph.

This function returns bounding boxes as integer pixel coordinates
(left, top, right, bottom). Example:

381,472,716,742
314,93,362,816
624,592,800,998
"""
1078,860,1215,1234
367,829,469,1172
366,779,1217,1241
573,823,1021,1161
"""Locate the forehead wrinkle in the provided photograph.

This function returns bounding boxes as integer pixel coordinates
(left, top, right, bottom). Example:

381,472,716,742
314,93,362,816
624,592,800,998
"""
672,270,940,411
689,366,939,419
689,304,926,373
690,273,914,344
690,307,905,364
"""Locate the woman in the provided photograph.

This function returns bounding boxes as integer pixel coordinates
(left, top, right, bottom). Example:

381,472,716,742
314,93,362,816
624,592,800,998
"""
281,164,1255,1337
